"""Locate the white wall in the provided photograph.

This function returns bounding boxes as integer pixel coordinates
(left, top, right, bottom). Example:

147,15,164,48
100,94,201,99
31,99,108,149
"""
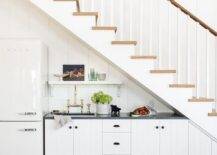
0,0,172,113
189,122,217,155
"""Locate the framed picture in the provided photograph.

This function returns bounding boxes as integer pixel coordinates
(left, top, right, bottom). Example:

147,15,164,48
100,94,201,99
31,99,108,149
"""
63,65,85,81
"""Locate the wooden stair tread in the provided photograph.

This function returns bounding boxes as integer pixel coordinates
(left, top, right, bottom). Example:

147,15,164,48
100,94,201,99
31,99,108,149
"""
130,55,157,59
92,26,117,32
150,69,176,74
73,12,98,17
188,97,215,102
169,84,195,88
208,109,217,116
111,41,137,46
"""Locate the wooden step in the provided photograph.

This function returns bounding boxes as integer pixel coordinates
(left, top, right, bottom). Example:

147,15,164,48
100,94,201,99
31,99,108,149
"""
208,109,217,116
150,69,176,74
92,26,117,32
73,12,98,25
130,55,157,60
73,12,98,17
111,41,137,46
169,84,195,88
188,97,215,102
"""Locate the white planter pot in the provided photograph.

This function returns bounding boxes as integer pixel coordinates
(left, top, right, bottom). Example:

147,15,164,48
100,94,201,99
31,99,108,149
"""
96,104,110,115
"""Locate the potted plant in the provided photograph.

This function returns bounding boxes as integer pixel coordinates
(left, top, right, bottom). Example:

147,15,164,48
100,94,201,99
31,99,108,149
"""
91,91,113,114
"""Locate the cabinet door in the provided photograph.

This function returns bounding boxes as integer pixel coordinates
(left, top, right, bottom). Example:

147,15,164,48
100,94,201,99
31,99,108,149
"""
45,120,74,155
189,122,212,155
0,122,42,155
132,120,160,155
159,120,188,155
212,140,217,155
73,120,102,155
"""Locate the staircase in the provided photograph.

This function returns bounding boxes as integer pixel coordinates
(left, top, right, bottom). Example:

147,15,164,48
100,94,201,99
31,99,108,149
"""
30,0,217,140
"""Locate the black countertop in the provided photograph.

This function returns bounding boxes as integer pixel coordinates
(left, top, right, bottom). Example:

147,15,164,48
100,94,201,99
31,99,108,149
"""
44,112,187,120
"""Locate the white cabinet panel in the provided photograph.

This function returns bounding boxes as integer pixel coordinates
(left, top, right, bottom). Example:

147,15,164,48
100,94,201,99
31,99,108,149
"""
45,120,74,155
189,122,212,155
103,133,131,155
159,120,188,155
45,119,102,155
73,120,102,155
212,140,217,155
132,120,160,155
0,122,42,155
103,120,131,133
132,119,188,155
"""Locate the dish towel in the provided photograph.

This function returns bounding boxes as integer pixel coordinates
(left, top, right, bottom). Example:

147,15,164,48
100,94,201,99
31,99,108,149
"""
54,115,71,129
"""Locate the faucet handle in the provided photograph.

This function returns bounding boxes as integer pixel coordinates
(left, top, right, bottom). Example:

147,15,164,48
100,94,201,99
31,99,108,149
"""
80,99,84,113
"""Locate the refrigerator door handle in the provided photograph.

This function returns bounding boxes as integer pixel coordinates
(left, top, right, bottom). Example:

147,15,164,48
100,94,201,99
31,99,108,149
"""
17,112,37,116
18,128,37,132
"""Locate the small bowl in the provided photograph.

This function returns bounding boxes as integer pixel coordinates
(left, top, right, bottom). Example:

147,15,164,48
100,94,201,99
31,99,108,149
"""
97,73,106,81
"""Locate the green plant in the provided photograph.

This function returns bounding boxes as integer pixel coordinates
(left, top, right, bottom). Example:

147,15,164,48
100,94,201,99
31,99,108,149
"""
91,91,113,104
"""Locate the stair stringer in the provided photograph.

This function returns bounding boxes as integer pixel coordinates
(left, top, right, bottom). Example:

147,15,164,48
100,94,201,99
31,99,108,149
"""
30,0,217,140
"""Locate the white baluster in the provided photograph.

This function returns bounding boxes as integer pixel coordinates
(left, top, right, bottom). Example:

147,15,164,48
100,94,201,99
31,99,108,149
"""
139,0,144,55
100,0,104,26
120,0,123,40
110,0,114,26
129,0,133,40
91,0,94,11
215,37,217,110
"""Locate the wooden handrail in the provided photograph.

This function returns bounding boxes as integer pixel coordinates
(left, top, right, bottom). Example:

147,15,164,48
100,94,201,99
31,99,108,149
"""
169,0,217,36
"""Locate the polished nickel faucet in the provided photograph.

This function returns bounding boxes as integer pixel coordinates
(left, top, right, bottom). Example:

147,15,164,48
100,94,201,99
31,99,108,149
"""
67,85,84,113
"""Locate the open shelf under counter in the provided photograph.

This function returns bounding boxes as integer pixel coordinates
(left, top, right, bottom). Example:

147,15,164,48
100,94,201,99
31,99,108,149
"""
48,80,123,86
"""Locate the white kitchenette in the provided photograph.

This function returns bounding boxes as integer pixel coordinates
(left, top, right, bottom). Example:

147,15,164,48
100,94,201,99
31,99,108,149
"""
0,38,216,155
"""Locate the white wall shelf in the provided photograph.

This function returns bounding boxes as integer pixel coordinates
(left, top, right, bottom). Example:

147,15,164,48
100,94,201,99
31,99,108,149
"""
48,81,123,86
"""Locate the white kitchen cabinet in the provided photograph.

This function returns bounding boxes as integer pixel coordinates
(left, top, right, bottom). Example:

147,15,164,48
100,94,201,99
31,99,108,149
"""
132,119,188,155
212,140,217,155
103,133,131,154
0,122,42,155
45,119,102,155
189,122,212,155
73,120,102,155
132,120,160,155
45,120,74,155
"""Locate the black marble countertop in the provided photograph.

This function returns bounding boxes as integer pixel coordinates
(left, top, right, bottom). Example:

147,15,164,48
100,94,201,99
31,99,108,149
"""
44,112,188,120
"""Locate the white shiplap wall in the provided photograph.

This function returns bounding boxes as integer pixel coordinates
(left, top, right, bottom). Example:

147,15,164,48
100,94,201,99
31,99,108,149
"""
0,0,172,113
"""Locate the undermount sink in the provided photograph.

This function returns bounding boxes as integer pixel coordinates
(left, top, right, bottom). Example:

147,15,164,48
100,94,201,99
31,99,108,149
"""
52,112,96,117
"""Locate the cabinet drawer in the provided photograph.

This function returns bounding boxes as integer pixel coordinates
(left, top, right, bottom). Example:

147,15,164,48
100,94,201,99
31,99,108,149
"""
103,133,131,154
103,120,131,133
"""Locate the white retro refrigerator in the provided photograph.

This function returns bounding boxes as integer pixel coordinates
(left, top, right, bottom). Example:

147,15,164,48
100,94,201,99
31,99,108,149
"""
0,38,47,155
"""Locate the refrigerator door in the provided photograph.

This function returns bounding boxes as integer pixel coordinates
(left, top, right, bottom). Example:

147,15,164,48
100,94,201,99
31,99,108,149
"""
0,40,46,121
0,122,43,155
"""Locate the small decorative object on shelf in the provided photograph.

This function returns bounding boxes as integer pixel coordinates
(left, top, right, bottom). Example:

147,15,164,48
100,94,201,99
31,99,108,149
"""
88,68,98,81
63,64,85,81
97,73,106,81
54,74,69,81
88,68,107,81
111,105,121,117
91,91,113,115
